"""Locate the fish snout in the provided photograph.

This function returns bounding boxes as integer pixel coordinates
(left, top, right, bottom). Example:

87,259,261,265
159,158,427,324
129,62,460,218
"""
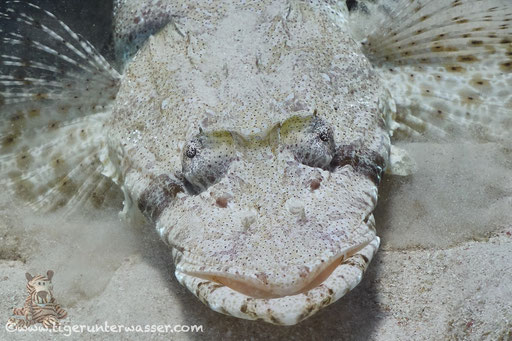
239,198,306,229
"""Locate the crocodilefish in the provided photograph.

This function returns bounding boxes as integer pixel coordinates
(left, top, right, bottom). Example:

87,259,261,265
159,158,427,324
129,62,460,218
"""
1,0,511,325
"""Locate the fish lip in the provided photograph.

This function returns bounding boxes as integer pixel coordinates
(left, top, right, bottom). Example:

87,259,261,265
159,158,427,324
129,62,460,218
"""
174,236,380,325
174,237,373,299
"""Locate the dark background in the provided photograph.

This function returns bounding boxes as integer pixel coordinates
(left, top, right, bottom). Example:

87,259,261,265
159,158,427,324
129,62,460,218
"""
0,0,115,63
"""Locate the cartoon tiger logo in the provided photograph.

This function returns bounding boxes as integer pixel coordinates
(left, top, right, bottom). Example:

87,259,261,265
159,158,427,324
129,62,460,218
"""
7,270,67,329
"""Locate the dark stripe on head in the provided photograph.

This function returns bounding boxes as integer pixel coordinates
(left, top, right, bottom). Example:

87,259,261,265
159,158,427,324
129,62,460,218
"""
330,144,386,185
138,174,184,221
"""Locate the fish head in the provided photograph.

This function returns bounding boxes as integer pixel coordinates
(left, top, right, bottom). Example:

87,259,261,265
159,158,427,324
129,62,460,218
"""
110,1,391,325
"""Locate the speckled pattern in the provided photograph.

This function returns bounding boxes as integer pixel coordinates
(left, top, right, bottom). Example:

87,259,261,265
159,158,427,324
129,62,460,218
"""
348,0,512,142
2,0,510,328
109,0,390,324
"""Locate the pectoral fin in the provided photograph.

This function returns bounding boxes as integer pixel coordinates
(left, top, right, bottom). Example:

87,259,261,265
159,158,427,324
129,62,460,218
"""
350,0,512,143
0,1,121,213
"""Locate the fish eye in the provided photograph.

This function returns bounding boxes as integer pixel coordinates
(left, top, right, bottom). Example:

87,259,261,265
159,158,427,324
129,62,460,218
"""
318,130,330,142
280,114,336,169
181,131,235,194
185,145,197,158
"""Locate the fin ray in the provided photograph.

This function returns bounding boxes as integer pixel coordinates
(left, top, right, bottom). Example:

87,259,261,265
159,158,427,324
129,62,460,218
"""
351,0,512,142
0,1,122,211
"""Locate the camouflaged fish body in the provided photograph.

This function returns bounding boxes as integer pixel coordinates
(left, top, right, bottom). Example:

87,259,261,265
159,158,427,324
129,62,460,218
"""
107,1,390,325
1,0,510,325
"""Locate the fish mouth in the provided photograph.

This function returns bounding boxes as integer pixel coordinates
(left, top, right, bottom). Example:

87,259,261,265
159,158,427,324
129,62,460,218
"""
173,236,380,325
176,241,370,299
199,252,352,299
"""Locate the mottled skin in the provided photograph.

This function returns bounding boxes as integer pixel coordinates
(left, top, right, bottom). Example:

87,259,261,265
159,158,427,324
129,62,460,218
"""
107,0,391,324
1,0,510,326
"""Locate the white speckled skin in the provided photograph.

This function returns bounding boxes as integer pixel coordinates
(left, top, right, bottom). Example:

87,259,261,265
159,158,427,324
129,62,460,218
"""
108,0,391,324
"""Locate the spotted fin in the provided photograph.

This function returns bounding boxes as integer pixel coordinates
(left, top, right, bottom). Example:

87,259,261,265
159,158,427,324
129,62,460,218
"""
350,0,512,142
0,1,121,212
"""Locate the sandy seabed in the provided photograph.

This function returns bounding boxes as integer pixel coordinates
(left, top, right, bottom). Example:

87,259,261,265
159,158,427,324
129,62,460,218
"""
0,141,511,341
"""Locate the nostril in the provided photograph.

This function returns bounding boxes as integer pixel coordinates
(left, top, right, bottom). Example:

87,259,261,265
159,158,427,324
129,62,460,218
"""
216,197,229,208
310,178,321,191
